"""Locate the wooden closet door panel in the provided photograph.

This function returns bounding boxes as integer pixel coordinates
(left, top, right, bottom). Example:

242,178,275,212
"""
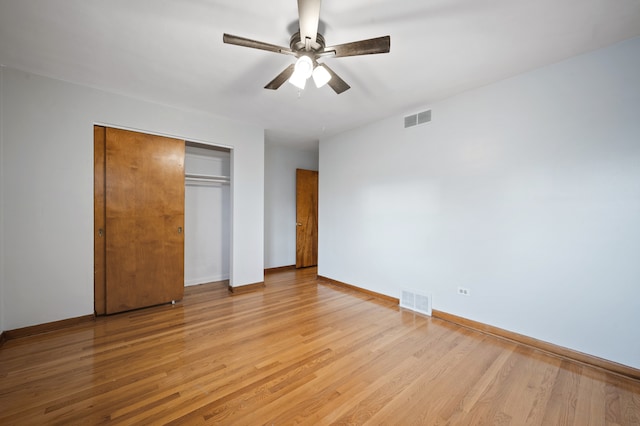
105,128,185,314
94,126,106,315
296,169,318,268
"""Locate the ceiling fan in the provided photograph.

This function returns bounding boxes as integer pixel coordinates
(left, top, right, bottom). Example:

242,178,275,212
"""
223,0,390,94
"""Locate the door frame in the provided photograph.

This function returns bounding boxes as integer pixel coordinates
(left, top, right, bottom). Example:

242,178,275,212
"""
94,126,106,315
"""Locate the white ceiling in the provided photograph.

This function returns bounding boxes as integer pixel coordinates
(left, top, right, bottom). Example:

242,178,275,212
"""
1,0,640,149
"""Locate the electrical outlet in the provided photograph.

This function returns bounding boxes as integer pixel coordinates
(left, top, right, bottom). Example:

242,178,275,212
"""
457,287,471,296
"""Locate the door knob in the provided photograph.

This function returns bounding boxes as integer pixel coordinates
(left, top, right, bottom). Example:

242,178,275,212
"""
296,222,302,226
178,227,183,234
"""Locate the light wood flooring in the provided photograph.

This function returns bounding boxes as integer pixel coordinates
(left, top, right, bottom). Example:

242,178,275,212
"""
1,267,639,425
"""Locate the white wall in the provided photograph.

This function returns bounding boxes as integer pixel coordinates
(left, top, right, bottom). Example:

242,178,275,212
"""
0,67,264,330
184,146,231,285
319,37,640,369
264,141,318,268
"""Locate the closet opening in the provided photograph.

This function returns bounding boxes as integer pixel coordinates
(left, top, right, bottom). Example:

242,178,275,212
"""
184,142,232,289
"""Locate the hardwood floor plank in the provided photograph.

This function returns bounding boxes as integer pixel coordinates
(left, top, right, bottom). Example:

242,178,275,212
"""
497,348,562,425
572,368,607,426
540,359,582,425
520,352,563,425
371,332,504,425
265,320,439,424
0,268,639,425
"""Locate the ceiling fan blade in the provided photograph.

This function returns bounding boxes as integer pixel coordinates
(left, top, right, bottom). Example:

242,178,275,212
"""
264,64,296,90
297,0,322,48
321,64,350,94
324,35,390,58
223,33,293,55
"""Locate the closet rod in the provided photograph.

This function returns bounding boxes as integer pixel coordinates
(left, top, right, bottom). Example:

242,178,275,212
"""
185,180,229,187
184,173,230,183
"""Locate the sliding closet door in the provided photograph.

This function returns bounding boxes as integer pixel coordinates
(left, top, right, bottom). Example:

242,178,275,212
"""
105,127,185,314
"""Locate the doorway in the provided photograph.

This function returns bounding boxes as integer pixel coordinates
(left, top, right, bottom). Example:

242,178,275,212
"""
184,142,231,286
94,127,232,315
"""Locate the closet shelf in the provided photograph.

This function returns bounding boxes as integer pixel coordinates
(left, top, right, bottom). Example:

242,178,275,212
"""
185,173,230,184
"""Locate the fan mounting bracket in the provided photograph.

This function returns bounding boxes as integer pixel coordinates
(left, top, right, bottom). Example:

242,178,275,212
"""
290,31,326,56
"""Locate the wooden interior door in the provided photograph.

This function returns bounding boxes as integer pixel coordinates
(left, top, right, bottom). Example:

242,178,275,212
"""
104,127,185,314
296,169,318,268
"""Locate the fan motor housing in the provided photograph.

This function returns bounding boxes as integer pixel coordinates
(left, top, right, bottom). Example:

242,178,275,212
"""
290,31,326,52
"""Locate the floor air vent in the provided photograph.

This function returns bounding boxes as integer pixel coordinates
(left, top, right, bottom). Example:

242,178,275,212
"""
400,289,432,316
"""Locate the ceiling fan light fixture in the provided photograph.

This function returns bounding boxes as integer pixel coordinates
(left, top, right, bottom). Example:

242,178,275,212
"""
288,71,307,89
222,0,391,94
312,65,332,88
294,55,313,79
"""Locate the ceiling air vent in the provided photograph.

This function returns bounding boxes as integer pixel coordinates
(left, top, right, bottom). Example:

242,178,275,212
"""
404,109,432,128
404,114,417,128
417,110,432,124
